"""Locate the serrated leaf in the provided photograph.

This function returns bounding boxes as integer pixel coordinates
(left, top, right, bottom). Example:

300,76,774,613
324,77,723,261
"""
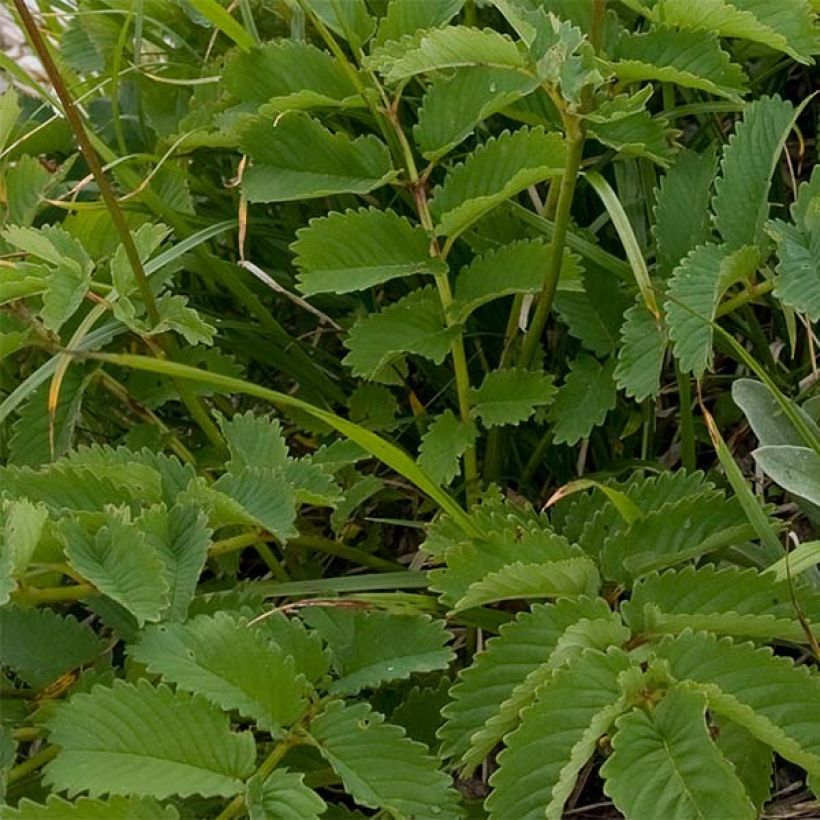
375,0,463,46
548,356,616,445
257,613,331,684
613,26,747,100
246,770,326,820
587,109,676,167
430,128,565,238
218,411,289,472
454,557,600,611
487,649,632,820
292,208,445,296
714,718,773,812
111,224,169,299
224,40,361,110
601,687,755,820
61,508,169,626
665,243,759,377
753,445,820,506
130,612,308,733
138,503,211,622
713,96,797,249
470,368,557,427
367,25,526,83
415,66,538,160
614,302,666,400
310,0,375,49
309,700,461,818
348,384,399,431
656,631,820,777
283,459,342,507
44,680,256,798
452,240,581,323
389,678,452,749
240,112,395,203
330,475,383,534
654,148,717,277
417,410,478,486
300,608,453,695
343,287,457,383
0,499,48,604
555,267,631,356
769,218,820,321
0,796,179,819
0,607,106,689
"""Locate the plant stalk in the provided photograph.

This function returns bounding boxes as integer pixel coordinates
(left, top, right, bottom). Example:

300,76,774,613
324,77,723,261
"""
7,745,59,786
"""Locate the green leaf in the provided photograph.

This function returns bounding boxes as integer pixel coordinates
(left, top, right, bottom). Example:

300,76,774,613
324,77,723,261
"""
300,608,453,695
453,557,600,611
44,680,256,798
0,499,48,605
452,240,581,324
665,243,760,377
656,631,820,776
292,208,445,296
613,26,748,99
375,0,463,46
218,411,289,472
487,649,632,820
643,0,818,64
61,508,169,626
753,445,820,506
182,0,255,50
348,384,399,431
130,612,308,733
469,368,557,427
0,796,179,819
309,0,375,50
588,109,677,167
417,410,478,486
111,224,169,299
714,718,773,812
415,66,538,160
430,128,565,238
212,468,298,541
712,95,797,249
768,218,820,322
343,287,457,383
138,503,211,622
246,770,326,820
240,112,396,203
309,700,461,818
366,25,527,83
601,688,755,820
0,607,106,689
257,613,331,684
548,356,616,445
439,597,613,764
224,40,360,110
654,148,717,277
766,540,820,583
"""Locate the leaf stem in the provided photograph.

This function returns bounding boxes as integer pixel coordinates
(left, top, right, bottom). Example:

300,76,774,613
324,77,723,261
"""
7,745,59,785
12,584,96,604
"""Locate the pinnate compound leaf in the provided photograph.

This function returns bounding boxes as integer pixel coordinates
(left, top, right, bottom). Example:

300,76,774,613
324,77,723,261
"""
44,680,256,799
0,499,48,604
487,649,632,820
240,113,395,203
224,40,360,110
614,303,666,401
0,796,179,819
439,597,613,764
654,148,717,277
470,368,556,428
769,218,820,322
613,26,747,100
367,25,526,83
130,612,308,733
601,688,755,820
300,608,453,695
415,66,538,160
343,287,457,383
417,410,478,486
61,509,169,626
712,95,797,250
292,208,445,296
218,411,289,472
430,128,565,238
0,606,106,689
665,243,759,377
309,700,461,818
548,356,616,445
246,770,326,820
656,631,820,776
753,445,820,506
375,0,463,45
453,557,601,611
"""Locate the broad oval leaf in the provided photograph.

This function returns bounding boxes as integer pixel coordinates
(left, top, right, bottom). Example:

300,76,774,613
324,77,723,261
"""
753,445,820,506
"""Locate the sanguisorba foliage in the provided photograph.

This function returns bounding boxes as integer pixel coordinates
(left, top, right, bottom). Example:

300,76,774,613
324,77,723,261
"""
1,0,820,817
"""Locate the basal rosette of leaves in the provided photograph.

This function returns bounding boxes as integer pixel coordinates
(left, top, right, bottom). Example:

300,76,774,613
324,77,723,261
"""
0,0,819,817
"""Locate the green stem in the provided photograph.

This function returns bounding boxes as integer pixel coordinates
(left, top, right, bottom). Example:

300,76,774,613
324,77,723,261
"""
715,279,775,318
12,727,42,742
675,363,696,472
12,584,96,604
7,745,59,785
